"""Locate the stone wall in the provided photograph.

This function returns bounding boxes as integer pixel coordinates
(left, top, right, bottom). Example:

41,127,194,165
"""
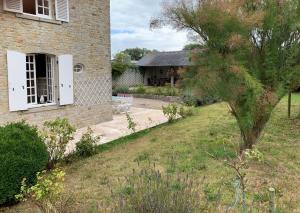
0,0,112,128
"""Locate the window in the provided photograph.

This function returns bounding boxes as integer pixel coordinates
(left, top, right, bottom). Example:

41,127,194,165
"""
23,0,36,15
37,0,50,17
22,0,51,17
4,0,70,22
74,63,84,73
26,54,55,106
7,51,74,112
26,54,37,104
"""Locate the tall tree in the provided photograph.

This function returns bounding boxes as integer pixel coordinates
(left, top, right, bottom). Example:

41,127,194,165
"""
112,52,132,79
122,48,152,61
153,0,300,151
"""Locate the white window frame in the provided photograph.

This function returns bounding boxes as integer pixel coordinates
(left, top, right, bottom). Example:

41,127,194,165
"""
46,55,55,103
22,0,52,19
26,54,37,106
26,54,56,108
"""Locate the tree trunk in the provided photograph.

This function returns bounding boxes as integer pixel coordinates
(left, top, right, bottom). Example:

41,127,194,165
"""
229,90,281,153
239,115,271,152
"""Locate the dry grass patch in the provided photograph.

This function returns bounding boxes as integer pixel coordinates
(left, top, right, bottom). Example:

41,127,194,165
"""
3,94,300,212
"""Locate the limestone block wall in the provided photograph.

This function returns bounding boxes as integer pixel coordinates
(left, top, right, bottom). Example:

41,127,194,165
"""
0,0,112,128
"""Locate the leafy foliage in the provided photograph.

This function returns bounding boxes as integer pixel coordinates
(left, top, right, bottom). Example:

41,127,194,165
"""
126,113,137,133
76,127,100,157
183,43,204,50
156,0,300,150
130,86,180,96
112,52,135,79
122,48,153,61
178,105,195,118
163,104,195,122
0,122,48,205
112,86,130,96
162,104,179,122
41,118,76,168
16,169,73,213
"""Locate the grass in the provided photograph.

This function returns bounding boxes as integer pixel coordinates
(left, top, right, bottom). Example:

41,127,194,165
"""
3,94,300,212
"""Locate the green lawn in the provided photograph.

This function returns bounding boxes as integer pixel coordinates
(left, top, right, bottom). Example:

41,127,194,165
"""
4,94,300,212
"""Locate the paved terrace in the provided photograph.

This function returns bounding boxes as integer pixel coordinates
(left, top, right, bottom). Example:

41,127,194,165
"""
66,98,170,153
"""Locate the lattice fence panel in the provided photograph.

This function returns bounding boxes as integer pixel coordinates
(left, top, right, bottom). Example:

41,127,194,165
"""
113,69,144,87
74,74,111,106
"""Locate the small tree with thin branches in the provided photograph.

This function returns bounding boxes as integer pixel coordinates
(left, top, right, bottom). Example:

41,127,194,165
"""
153,0,300,151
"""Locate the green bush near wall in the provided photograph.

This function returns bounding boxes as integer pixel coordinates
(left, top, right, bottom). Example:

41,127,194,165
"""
0,122,49,206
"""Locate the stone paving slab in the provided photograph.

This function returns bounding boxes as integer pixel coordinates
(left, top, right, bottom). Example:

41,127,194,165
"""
66,106,168,153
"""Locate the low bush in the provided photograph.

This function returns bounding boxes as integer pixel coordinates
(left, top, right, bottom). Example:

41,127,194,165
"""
41,118,76,168
178,106,195,118
126,113,137,133
182,94,198,106
76,127,100,157
182,93,220,107
162,104,179,122
163,104,195,122
16,168,74,212
129,86,180,97
0,122,49,205
113,168,201,213
113,86,130,96
135,85,146,94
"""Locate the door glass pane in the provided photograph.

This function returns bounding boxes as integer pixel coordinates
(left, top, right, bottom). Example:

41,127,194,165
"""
26,55,37,104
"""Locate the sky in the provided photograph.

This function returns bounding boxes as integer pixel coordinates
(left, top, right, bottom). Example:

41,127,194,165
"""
110,0,189,56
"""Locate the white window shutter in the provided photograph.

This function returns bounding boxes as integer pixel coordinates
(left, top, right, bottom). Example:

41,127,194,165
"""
58,55,74,106
7,51,28,112
55,0,69,22
3,0,22,13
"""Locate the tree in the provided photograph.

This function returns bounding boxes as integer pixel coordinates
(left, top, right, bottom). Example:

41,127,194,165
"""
183,43,204,50
112,52,133,79
122,48,152,61
154,0,300,151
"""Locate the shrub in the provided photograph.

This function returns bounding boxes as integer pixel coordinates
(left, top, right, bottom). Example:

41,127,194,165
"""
182,94,198,106
178,106,195,118
113,168,201,213
0,122,49,205
126,113,137,133
162,104,179,122
154,87,163,96
113,86,130,96
16,169,74,212
76,127,100,157
135,85,146,94
41,118,76,168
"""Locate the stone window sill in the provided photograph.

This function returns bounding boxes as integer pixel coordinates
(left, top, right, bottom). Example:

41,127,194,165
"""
16,13,62,25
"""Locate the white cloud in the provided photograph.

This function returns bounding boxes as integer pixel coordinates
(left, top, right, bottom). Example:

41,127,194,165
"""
110,0,189,56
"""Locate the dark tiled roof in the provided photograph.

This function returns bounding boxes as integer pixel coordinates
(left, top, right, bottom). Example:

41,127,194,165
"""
137,51,191,67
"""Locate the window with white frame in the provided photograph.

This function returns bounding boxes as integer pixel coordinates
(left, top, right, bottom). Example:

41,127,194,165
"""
26,54,37,104
7,51,74,112
37,0,51,17
22,0,51,18
26,54,55,106
3,0,70,22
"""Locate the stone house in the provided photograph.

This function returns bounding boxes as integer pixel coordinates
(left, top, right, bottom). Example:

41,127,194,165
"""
137,51,191,87
0,0,112,128
113,51,191,88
